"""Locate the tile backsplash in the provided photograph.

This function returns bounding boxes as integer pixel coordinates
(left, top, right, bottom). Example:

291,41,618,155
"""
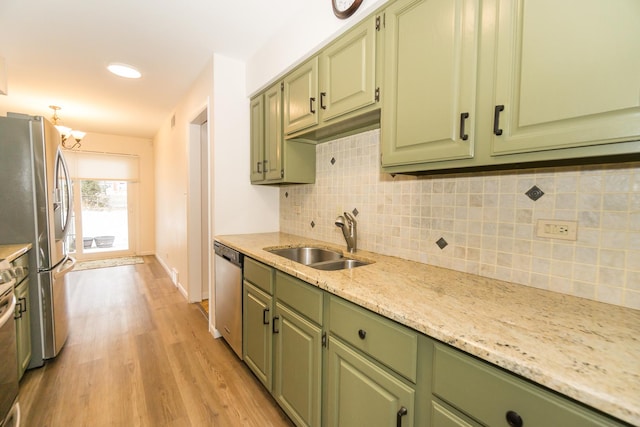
280,129,640,310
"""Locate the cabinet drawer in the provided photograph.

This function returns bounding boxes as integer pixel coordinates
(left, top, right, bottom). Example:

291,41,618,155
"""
433,344,624,427
275,271,323,325
244,257,274,294
329,296,417,382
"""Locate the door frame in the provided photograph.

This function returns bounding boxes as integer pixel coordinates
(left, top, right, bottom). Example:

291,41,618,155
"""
187,105,211,304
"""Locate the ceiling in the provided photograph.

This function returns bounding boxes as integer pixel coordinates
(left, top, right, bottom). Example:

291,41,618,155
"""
0,0,306,138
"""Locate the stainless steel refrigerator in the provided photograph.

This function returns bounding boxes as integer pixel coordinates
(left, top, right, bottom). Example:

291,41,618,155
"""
0,113,75,368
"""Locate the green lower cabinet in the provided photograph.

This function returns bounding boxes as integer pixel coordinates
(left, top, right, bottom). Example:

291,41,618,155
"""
431,400,478,427
15,277,31,380
433,344,626,427
243,281,273,390
273,301,323,427
326,337,415,427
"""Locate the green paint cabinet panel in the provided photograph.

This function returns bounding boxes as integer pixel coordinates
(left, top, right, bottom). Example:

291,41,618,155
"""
284,57,319,135
15,277,31,380
381,0,479,167
433,344,626,427
244,257,274,294
264,83,284,181
326,337,415,427
329,295,418,383
276,271,323,325
250,95,265,182
250,83,316,185
273,301,322,427
319,16,377,124
490,0,640,156
431,400,477,427
243,281,273,390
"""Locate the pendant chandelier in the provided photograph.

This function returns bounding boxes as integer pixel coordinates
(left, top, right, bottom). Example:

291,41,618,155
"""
49,105,85,149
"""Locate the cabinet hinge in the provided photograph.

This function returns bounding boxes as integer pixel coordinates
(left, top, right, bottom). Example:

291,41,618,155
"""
280,82,284,91
375,15,381,31
375,87,380,102
322,332,327,348
281,169,284,178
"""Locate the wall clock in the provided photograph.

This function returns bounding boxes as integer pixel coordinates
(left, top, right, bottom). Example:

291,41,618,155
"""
332,0,363,19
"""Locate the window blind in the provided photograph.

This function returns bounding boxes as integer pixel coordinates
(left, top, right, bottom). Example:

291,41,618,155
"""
63,151,139,182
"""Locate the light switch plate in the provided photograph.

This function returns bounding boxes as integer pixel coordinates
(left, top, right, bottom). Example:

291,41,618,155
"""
536,219,578,241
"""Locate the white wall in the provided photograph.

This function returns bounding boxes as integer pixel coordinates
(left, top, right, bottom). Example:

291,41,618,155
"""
212,54,279,235
73,132,155,255
246,0,389,95
154,54,280,309
154,59,213,297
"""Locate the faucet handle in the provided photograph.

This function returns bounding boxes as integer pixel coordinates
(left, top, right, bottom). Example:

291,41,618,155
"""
344,211,357,224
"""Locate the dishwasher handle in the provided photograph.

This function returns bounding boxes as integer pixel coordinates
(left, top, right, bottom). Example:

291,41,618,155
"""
214,241,243,268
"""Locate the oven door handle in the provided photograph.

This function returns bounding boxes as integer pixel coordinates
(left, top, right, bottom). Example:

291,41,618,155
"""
0,293,16,328
54,256,77,279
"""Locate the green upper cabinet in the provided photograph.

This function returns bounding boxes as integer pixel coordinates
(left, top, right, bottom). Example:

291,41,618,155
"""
250,95,265,182
264,84,284,181
319,16,378,123
490,0,640,156
282,15,382,142
250,82,316,185
284,57,320,135
381,0,480,167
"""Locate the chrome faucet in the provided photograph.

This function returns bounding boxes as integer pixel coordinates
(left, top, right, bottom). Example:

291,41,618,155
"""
335,212,357,253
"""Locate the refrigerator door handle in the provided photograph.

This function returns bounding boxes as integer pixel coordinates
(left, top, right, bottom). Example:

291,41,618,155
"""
54,256,76,279
54,148,73,240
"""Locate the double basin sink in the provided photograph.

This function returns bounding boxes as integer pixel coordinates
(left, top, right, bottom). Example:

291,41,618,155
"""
267,247,371,271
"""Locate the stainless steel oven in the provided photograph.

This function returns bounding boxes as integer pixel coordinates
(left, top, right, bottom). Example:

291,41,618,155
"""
0,268,20,427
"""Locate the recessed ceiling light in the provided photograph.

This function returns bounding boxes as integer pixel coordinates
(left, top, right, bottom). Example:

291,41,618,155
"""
107,63,142,79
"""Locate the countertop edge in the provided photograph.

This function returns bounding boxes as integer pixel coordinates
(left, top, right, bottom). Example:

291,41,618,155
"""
0,243,32,263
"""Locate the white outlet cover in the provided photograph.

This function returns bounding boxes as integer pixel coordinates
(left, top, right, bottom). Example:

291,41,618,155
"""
536,219,578,241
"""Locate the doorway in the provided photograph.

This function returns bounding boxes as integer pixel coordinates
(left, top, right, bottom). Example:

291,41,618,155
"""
187,107,210,313
63,151,138,261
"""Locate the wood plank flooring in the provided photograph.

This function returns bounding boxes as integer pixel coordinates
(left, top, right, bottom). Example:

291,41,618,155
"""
18,256,293,427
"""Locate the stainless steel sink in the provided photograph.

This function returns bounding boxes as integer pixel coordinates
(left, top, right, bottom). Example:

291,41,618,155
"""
268,247,343,265
266,247,371,270
310,259,370,271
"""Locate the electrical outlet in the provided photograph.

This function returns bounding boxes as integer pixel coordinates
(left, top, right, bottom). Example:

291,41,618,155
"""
536,219,578,241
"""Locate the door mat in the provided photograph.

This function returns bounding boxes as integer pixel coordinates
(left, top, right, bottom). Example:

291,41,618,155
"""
73,256,144,271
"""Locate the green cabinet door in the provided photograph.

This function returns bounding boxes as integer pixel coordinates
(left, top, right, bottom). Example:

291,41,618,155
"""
273,302,322,427
249,95,265,182
320,16,377,123
490,0,640,155
284,57,319,135
381,0,479,167
264,82,284,181
15,278,31,380
431,400,477,427
326,337,415,427
243,281,273,389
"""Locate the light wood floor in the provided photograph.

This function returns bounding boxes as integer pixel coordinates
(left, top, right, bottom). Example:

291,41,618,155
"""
18,256,293,427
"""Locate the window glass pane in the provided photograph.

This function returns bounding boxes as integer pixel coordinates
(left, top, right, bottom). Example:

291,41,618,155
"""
80,180,129,253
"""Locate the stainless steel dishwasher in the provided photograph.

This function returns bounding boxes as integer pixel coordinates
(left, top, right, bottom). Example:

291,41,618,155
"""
214,241,243,358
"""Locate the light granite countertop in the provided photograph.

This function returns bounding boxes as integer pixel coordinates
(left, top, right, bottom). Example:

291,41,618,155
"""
0,243,32,263
216,232,640,426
